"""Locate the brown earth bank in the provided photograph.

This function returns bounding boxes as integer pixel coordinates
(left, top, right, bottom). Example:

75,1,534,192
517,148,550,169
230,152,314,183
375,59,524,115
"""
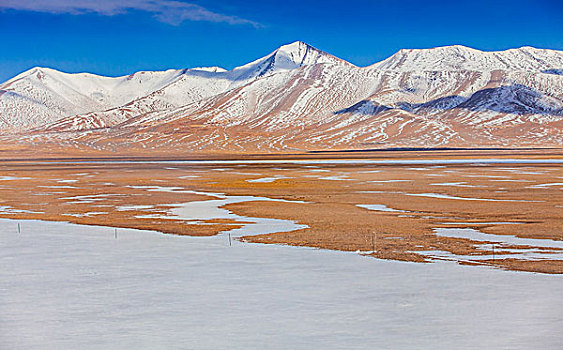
0,150,561,274
0,140,561,160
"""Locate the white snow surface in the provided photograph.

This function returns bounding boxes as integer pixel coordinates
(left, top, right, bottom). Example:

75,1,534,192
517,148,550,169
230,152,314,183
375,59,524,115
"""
1,219,562,349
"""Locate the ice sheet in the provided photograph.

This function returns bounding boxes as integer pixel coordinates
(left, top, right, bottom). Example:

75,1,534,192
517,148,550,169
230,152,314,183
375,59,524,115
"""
1,219,561,349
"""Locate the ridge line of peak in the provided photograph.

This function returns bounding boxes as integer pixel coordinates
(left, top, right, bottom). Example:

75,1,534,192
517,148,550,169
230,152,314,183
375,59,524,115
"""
2,42,562,85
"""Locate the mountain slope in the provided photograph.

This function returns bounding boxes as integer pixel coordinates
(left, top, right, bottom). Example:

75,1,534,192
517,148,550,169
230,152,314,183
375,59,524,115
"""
26,41,349,132
0,67,191,130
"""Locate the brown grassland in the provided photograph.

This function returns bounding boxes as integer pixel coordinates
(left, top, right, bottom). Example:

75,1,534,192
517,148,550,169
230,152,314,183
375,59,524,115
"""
0,149,561,273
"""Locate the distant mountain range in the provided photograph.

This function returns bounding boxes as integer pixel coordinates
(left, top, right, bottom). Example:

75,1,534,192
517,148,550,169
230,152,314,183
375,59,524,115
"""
1,41,562,153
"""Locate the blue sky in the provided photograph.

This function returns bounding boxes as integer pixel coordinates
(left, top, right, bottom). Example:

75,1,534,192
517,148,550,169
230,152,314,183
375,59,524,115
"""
0,0,562,82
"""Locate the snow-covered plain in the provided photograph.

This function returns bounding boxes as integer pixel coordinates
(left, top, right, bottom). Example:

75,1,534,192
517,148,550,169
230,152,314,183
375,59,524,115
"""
1,219,562,349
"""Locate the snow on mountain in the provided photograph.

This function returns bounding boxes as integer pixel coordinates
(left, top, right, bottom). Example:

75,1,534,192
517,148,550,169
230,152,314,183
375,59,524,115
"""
0,67,190,130
59,65,561,152
372,45,563,72
191,66,227,73
229,41,350,81
1,42,562,152
41,69,236,132
34,41,349,132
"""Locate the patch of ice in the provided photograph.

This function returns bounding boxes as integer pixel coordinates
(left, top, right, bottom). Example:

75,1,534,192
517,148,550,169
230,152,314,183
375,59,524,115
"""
430,182,482,188
62,212,108,218
439,222,524,225
116,205,154,211
318,176,353,181
60,194,127,204
247,175,290,183
133,190,307,237
369,180,411,183
527,183,563,188
0,176,31,181
38,185,77,189
433,228,563,250
212,168,233,172
489,179,533,182
414,250,562,262
464,175,510,179
0,206,43,214
357,204,406,213
405,193,539,202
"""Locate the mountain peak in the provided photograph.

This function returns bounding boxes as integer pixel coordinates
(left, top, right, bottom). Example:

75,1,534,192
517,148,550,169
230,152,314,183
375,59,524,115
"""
231,41,348,80
1,66,59,85
275,41,311,54
273,41,343,67
277,40,309,48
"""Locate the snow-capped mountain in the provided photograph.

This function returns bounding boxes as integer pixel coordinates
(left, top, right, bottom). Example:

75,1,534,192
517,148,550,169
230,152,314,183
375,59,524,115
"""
0,67,193,130
12,41,349,133
1,41,562,152
371,45,563,71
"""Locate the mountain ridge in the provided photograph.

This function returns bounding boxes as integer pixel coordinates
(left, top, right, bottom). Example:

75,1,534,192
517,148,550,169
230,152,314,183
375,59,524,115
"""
5,42,563,81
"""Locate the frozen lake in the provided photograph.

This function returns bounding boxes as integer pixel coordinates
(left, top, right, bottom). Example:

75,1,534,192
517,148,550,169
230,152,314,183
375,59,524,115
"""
1,219,562,349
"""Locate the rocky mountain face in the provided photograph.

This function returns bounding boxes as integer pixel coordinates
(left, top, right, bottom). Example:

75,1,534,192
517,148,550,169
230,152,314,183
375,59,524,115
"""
1,41,562,153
